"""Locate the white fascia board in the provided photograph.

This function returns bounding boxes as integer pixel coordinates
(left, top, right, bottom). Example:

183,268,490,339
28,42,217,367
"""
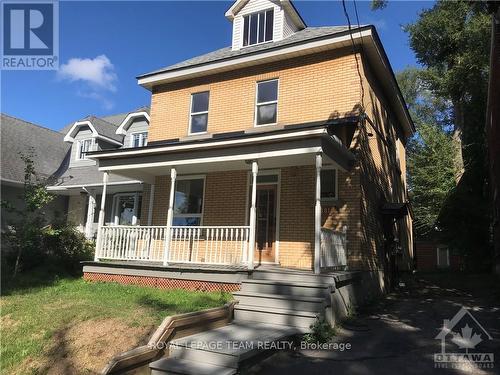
63,120,97,143
90,128,327,159
115,111,151,135
98,147,322,172
138,30,371,88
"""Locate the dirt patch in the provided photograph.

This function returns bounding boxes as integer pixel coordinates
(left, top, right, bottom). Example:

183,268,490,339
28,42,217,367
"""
1,314,20,330
18,318,156,375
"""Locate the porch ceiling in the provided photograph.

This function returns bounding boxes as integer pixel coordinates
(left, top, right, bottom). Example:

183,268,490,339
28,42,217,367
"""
94,131,355,182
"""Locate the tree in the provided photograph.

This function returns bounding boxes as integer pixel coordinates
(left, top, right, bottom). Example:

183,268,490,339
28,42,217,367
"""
403,1,492,270
397,68,457,237
1,151,54,277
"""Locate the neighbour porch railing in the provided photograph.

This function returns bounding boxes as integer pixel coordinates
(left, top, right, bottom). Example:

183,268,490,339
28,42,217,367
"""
96,225,250,265
320,227,348,270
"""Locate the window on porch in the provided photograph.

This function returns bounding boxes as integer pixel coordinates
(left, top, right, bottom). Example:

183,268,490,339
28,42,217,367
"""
112,193,142,225
173,178,205,226
320,169,337,200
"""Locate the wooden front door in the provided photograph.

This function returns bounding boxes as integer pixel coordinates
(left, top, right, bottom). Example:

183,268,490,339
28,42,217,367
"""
254,184,277,263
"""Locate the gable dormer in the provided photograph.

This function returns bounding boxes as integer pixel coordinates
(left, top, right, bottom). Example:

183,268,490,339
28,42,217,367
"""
226,0,306,51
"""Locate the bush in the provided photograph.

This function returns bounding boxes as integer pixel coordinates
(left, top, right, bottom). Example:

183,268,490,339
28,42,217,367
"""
42,225,94,274
303,318,336,344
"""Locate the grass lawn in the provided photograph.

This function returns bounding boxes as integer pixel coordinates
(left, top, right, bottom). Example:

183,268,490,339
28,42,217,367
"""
1,270,231,374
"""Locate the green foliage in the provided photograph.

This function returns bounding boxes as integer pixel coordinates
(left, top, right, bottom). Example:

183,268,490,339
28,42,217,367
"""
397,1,492,267
1,151,92,277
41,225,95,274
408,123,457,236
303,318,336,344
371,0,387,11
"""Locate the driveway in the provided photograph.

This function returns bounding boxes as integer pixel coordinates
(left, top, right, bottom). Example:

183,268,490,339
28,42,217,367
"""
248,273,500,375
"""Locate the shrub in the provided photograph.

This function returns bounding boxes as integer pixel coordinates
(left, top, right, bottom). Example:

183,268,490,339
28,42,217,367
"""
42,225,94,274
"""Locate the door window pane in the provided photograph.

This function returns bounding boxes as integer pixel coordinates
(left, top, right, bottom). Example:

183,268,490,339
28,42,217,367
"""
321,169,337,199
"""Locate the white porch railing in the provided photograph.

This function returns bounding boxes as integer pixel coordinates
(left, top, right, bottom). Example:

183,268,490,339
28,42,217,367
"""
96,225,250,265
320,227,348,270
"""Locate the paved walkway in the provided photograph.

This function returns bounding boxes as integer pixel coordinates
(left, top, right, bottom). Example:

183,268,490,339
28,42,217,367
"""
248,274,500,375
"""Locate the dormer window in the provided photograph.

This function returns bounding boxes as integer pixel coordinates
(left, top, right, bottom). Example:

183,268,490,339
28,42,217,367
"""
77,139,93,160
131,132,148,147
243,9,274,47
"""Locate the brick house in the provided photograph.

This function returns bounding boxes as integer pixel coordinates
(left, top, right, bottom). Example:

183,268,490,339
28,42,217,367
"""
85,0,415,294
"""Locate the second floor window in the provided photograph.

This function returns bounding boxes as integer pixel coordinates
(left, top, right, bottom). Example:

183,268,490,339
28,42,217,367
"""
255,79,278,126
77,139,93,160
131,132,148,147
243,9,274,46
190,91,209,134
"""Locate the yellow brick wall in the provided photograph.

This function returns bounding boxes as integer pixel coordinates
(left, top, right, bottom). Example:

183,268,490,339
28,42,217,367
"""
149,48,361,141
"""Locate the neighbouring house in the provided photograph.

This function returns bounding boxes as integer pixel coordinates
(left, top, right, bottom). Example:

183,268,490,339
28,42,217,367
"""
0,108,150,243
48,107,150,239
84,0,415,296
415,241,464,272
0,114,70,232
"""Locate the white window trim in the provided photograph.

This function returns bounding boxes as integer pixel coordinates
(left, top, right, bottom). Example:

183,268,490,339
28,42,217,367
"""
189,92,210,135
254,78,279,127
111,192,142,226
436,246,450,268
172,175,206,225
76,138,94,160
320,167,338,201
241,8,275,48
130,131,148,148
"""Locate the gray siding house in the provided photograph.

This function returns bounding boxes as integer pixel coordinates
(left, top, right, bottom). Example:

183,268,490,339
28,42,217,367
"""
0,107,150,239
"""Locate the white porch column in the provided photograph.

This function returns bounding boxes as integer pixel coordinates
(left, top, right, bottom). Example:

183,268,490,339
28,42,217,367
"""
163,168,177,266
84,190,96,239
248,161,258,270
314,153,322,274
95,171,109,261
147,184,155,225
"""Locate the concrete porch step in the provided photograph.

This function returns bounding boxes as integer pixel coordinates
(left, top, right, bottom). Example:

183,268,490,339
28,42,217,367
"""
150,358,236,375
233,291,328,312
234,304,320,331
166,322,299,369
240,279,331,298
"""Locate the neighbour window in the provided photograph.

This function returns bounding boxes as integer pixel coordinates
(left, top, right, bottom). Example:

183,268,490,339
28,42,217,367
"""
243,9,274,46
77,139,93,160
437,247,450,268
255,79,278,126
131,132,148,147
173,178,204,226
321,169,337,200
189,92,210,134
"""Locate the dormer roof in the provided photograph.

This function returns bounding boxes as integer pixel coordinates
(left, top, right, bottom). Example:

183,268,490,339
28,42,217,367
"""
63,115,124,145
115,107,151,135
225,0,306,29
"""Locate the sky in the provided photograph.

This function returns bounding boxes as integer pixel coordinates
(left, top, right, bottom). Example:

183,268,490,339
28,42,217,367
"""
1,1,432,132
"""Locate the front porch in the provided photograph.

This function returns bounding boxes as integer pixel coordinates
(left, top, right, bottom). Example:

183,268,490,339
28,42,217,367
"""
90,123,356,274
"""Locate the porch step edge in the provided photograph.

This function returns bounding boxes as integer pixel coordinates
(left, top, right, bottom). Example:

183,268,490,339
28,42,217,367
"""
232,291,326,303
234,304,320,318
150,358,236,375
241,279,331,288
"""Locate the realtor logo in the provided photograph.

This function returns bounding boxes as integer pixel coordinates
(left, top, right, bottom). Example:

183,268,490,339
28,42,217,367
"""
1,0,59,69
434,307,494,370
